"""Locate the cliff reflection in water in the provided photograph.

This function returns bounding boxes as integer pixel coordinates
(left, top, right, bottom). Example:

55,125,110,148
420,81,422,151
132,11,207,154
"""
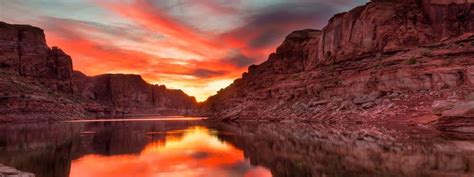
0,120,271,177
70,126,270,177
216,123,474,177
1,120,474,177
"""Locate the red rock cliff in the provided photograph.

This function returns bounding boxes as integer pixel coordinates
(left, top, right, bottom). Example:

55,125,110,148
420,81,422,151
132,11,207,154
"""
73,72,198,116
204,1,474,122
0,21,74,93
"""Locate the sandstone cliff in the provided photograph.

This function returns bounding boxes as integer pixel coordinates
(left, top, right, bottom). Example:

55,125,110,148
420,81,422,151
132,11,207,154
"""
204,0,474,123
73,72,197,117
0,21,74,93
0,21,198,121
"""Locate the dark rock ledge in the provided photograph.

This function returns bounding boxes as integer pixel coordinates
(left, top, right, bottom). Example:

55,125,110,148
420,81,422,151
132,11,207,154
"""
0,164,34,177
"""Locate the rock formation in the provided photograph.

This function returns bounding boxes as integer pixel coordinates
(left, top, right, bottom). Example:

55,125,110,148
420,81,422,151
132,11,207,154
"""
73,72,197,117
204,0,474,123
0,164,34,177
0,21,74,93
433,93,474,132
0,21,198,121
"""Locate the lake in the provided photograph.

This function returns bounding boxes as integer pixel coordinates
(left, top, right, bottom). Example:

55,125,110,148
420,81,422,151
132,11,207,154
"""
1,118,474,177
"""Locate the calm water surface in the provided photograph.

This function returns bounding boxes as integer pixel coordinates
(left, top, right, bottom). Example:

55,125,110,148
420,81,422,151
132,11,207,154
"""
1,117,474,177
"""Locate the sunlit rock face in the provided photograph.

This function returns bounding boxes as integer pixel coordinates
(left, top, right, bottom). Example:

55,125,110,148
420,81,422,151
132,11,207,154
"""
204,1,474,122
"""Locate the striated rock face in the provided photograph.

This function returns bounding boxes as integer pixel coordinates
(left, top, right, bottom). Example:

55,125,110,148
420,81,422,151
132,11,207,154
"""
0,21,199,121
319,0,473,64
0,22,87,121
73,73,198,116
0,21,74,93
435,93,474,132
204,1,474,122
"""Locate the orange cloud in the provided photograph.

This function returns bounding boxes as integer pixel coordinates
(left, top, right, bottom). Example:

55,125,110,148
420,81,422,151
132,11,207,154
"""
30,0,340,101
96,0,228,59
41,17,247,101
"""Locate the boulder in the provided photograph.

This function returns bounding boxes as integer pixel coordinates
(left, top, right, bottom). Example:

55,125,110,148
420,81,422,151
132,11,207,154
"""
442,101,474,118
362,102,376,109
468,66,474,85
0,164,34,177
431,100,455,116
353,92,382,105
466,93,474,101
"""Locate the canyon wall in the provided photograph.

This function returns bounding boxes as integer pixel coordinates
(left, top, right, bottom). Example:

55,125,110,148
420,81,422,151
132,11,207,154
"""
73,72,197,116
0,21,74,93
0,21,198,121
204,0,474,122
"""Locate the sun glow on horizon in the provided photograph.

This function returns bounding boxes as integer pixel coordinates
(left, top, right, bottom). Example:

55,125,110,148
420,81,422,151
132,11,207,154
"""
151,78,236,102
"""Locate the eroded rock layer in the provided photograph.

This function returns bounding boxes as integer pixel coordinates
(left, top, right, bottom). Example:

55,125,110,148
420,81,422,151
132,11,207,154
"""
204,0,474,122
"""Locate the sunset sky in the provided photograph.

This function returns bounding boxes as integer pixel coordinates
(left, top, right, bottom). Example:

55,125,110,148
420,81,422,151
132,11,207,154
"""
0,0,368,101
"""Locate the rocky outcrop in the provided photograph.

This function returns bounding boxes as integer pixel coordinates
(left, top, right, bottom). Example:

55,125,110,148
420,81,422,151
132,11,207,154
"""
0,22,89,121
204,1,474,122
0,21,199,121
73,72,198,116
435,93,474,132
318,0,473,64
0,21,74,93
0,164,34,177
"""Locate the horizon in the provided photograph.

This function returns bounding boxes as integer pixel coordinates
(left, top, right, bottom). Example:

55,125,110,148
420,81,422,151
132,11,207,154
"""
0,0,368,101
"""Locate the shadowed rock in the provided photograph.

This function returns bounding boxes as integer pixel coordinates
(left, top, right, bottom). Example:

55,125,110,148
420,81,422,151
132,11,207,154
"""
204,1,474,123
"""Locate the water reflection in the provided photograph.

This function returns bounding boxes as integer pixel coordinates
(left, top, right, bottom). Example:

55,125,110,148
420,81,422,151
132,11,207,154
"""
215,123,474,177
1,119,474,177
70,127,271,177
0,120,272,177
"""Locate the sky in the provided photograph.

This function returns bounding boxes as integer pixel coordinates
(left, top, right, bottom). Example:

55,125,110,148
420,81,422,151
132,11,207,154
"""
0,0,368,101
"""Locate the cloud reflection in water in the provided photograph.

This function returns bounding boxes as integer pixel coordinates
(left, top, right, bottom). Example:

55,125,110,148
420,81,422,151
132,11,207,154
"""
70,127,272,177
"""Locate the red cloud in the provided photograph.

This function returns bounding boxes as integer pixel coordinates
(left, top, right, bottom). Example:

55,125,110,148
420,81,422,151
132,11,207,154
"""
33,0,342,101
96,0,227,59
